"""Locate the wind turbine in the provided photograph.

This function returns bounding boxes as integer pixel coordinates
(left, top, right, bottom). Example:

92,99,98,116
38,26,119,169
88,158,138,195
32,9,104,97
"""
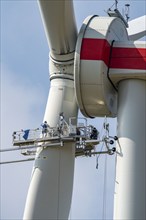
19,0,145,219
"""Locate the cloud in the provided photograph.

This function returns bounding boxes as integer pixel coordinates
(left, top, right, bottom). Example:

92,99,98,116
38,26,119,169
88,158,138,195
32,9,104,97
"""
0,64,48,219
1,63,47,131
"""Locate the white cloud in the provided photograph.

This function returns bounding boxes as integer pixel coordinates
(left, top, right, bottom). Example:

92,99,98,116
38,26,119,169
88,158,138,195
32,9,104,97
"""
0,64,47,219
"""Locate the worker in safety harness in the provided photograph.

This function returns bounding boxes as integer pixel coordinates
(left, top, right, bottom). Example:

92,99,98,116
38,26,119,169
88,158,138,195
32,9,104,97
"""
90,127,99,139
41,121,49,137
57,112,68,136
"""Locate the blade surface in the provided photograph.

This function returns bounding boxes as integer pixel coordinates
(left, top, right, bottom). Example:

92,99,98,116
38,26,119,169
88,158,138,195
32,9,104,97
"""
38,0,77,60
127,15,146,40
23,144,75,219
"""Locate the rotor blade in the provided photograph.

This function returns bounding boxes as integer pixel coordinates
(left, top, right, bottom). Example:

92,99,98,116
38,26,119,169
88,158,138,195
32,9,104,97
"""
23,64,78,220
23,144,76,219
127,15,146,41
38,0,77,61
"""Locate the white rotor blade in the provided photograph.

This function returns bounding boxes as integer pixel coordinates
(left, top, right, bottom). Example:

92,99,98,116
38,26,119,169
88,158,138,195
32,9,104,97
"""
38,0,77,60
127,15,146,40
23,1,78,219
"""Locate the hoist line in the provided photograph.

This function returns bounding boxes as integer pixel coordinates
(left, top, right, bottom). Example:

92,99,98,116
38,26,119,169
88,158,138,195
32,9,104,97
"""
102,154,108,219
57,148,61,219
96,116,108,166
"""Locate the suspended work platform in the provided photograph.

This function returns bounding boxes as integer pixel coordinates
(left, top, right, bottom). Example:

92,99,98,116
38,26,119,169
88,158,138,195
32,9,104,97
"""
12,117,117,157
0,117,118,165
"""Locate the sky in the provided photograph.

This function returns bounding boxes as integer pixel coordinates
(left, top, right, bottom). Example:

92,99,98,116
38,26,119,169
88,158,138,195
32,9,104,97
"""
0,0,145,220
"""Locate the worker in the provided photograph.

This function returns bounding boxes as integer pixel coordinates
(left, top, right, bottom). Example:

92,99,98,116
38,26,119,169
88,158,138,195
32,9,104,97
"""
41,121,49,137
59,112,64,127
57,112,69,136
90,127,99,139
76,128,81,141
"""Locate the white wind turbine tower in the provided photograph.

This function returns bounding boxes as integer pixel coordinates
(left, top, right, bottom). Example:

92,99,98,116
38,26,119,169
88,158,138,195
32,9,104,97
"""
5,0,144,219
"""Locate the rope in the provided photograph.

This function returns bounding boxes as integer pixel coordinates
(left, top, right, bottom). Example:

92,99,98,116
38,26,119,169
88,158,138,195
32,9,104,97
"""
96,141,104,169
102,154,108,220
57,147,61,219
95,116,108,169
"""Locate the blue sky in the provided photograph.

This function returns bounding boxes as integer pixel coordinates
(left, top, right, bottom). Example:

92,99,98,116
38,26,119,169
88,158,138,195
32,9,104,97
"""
1,0,145,219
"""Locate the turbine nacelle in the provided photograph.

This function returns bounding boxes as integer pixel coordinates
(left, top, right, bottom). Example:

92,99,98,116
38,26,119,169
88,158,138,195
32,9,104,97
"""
74,15,146,118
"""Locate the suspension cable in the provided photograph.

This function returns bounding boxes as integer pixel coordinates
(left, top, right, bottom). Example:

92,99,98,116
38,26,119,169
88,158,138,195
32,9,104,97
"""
102,154,108,219
95,117,108,169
